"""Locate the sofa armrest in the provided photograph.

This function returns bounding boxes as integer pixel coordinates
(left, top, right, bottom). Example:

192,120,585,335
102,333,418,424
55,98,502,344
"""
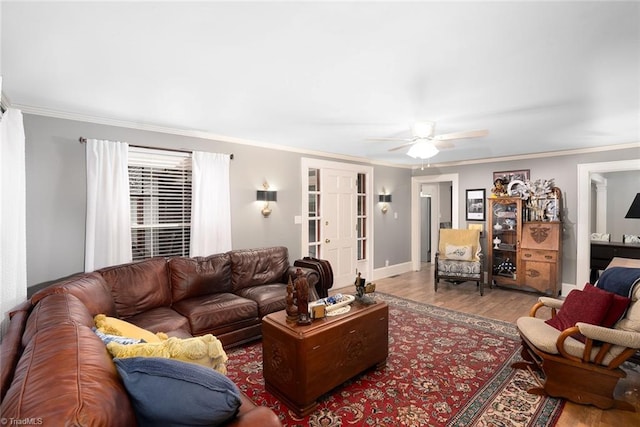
224,392,282,427
225,406,282,427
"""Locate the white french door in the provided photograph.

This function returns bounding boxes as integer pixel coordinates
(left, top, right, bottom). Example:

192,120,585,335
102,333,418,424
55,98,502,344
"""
301,158,373,288
321,168,358,286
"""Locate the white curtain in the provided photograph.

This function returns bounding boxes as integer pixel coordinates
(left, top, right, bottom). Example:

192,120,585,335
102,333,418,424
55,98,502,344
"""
190,151,232,256
85,139,132,271
0,108,27,336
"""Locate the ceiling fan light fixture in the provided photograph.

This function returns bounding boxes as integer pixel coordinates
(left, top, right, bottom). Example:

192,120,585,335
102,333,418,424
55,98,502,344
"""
407,141,439,159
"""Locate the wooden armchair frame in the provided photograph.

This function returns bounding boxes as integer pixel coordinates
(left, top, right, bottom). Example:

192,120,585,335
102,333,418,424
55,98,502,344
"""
512,299,639,411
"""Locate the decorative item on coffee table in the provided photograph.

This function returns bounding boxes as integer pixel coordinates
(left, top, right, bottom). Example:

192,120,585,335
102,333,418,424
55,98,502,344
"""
294,268,312,325
355,272,376,305
285,275,298,323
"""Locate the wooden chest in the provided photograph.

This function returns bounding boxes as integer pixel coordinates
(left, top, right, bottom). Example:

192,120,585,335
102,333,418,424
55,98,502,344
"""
262,301,389,417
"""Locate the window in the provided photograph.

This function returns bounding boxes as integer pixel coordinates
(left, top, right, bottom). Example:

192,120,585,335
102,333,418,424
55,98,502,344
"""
307,168,321,258
356,173,367,260
128,147,192,260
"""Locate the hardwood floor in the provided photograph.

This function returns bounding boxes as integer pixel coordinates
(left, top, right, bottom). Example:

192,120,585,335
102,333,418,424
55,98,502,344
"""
332,263,640,426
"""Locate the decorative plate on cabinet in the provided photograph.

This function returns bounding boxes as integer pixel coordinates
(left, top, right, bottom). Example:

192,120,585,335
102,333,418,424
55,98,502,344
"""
507,180,526,197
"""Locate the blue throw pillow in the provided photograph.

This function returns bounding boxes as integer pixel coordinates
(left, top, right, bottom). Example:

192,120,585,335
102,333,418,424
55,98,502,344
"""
114,357,242,427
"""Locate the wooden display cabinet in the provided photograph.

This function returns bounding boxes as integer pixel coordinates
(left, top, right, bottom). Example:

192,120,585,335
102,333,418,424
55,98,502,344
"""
487,197,522,288
487,195,563,296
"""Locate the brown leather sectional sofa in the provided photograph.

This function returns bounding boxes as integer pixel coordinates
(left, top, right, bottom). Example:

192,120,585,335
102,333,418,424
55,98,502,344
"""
1,246,318,426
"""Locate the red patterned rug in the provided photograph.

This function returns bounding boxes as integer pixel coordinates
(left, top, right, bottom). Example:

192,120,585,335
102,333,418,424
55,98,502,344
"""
226,293,564,426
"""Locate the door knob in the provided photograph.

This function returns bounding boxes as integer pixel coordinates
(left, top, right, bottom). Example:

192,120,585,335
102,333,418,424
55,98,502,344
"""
325,239,330,243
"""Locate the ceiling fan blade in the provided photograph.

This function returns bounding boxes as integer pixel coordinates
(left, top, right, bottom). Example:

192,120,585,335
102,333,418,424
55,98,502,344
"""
433,140,455,149
388,141,417,152
434,129,489,141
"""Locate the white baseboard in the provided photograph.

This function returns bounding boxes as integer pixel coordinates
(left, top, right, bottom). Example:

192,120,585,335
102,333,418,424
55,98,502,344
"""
372,262,414,281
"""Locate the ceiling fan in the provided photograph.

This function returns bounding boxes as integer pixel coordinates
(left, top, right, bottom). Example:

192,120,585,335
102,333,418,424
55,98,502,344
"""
369,121,489,159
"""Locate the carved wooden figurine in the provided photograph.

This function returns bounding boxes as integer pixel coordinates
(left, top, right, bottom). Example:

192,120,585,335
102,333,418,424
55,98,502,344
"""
294,268,312,325
285,275,298,323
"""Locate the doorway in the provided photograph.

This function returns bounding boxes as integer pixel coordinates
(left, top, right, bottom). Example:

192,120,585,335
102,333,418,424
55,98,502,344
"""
576,159,640,289
420,184,439,263
411,174,459,271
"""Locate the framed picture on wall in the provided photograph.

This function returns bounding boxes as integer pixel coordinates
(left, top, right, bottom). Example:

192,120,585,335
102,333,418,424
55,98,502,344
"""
492,169,530,184
466,189,486,221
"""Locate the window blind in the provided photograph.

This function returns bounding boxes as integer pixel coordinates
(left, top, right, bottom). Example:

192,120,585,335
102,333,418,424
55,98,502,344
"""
128,147,192,261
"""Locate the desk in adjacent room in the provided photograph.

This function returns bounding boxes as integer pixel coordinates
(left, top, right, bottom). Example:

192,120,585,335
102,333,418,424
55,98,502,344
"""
590,241,640,283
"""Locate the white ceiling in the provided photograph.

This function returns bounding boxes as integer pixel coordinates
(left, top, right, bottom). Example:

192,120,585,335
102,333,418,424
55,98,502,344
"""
2,1,639,166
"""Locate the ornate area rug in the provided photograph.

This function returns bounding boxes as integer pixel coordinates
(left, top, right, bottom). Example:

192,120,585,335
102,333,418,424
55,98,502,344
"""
226,293,565,426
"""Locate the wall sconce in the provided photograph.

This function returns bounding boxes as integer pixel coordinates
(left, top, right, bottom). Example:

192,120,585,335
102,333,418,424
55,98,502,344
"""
378,194,392,214
625,193,640,219
256,182,277,218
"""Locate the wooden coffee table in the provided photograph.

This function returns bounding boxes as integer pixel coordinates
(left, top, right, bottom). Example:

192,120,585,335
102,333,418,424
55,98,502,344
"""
262,300,389,417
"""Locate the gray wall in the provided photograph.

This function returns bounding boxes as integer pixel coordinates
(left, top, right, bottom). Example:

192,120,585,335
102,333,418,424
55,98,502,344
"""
372,165,413,267
23,114,412,287
413,147,640,285
21,113,639,288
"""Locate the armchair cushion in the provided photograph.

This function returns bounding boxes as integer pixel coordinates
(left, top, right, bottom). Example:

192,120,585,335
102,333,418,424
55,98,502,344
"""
545,288,612,342
436,259,482,279
438,229,481,261
576,322,640,348
518,316,585,354
517,316,622,366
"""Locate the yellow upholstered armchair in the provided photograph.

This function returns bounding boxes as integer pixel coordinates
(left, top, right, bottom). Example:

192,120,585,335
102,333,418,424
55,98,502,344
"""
513,257,640,411
434,228,486,296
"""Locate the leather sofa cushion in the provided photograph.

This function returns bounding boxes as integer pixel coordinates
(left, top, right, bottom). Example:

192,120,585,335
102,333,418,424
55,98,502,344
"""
173,293,258,335
169,253,232,302
99,257,171,319
31,272,117,317
125,306,191,336
23,293,94,346
237,284,287,317
230,247,289,292
1,303,31,402
1,322,136,426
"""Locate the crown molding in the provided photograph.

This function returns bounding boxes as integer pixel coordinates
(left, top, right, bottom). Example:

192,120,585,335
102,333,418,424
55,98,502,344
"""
15,103,408,168
13,103,638,170
414,141,640,170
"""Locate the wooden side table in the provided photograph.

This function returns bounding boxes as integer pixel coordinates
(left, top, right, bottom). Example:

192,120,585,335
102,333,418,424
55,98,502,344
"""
262,301,389,417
